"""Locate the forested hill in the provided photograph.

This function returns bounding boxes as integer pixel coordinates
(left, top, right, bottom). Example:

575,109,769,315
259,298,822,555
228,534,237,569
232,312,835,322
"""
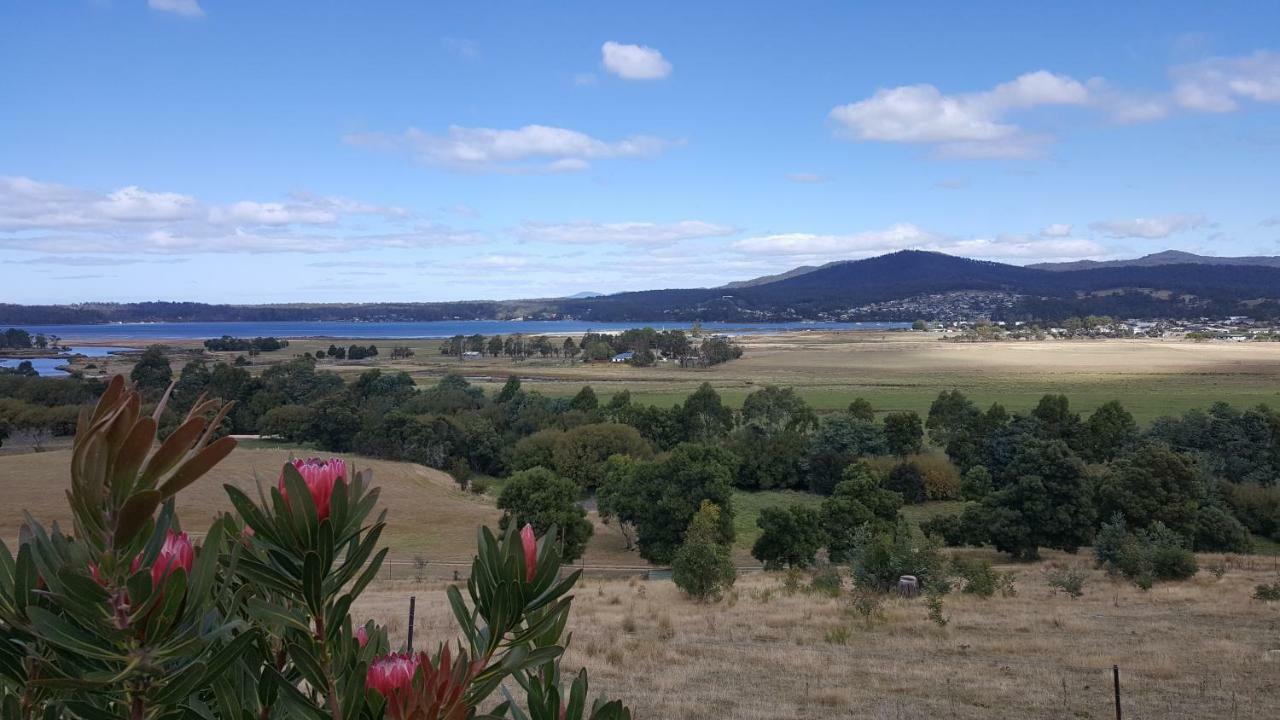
6,251,1280,324
558,251,1280,322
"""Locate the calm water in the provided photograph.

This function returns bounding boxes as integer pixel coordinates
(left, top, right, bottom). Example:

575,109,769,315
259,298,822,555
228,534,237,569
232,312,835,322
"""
11,320,911,341
0,346,132,377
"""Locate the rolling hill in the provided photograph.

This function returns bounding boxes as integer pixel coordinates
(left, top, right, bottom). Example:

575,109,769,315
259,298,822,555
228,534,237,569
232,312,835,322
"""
1029,250,1280,272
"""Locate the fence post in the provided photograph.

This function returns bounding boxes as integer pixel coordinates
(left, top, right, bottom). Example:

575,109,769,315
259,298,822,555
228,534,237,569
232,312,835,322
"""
1113,665,1122,720
407,596,416,653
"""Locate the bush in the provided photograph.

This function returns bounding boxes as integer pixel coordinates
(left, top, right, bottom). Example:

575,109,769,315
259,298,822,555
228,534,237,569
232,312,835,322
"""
448,456,472,490
1114,521,1198,587
672,501,736,601
960,465,993,500
1191,504,1253,553
885,462,927,504
1254,581,1280,601
1045,566,1086,598
752,504,825,569
951,556,1015,598
848,519,947,592
1093,512,1128,567
808,567,843,597
496,467,594,562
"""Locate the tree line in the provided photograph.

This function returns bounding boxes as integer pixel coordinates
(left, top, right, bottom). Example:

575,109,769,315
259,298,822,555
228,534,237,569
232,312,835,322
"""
436,328,742,367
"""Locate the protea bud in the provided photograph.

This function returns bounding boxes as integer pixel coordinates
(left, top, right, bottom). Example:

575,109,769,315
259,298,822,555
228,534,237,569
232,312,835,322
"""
137,529,195,587
356,625,369,648
278,458,346,521
366,646,479,720
366,653,420,719
520,523,537,583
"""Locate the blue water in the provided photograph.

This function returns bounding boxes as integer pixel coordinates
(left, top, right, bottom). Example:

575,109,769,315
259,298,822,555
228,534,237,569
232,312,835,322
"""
10,320,911,341
0,346,132,377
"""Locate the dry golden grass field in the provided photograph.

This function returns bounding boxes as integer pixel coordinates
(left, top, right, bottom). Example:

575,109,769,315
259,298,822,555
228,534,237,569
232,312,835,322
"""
356,558,1280,720
65,331,1280,424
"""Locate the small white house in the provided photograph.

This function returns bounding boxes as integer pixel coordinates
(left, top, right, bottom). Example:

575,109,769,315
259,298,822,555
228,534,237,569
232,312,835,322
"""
610,351,634,363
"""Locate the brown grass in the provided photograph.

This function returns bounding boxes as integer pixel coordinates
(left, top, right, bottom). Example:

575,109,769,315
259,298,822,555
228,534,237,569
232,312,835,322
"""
357,556,1280,719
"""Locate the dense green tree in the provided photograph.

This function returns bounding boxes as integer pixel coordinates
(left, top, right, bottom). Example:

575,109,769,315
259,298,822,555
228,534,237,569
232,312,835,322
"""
751,504,825,569
129,345,172,397
306,395,361,452
1092,443,1203,538
959,465,993,501
883,411,924,457
803,414,886,494
848,519,947,591
726,425,810,490
963,439,1095,560
678,382,734,443
552,422,652,490
570,385,599,412
496,467,593,562
885,461,927,504
596,443,737,564
847,397,876,423
258,404,314,442
672,501,736,600
821,463,903,563
926,389,979,446
740,385,817,434
1031,394,1083,446
1082,400,1139,462
496,376,523,403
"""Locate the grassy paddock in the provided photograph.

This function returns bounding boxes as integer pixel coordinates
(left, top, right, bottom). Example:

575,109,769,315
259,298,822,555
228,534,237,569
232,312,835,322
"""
356,559,1280,719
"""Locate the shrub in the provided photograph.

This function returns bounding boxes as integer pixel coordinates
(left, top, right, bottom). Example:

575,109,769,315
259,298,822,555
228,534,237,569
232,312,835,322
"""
1253,581,1280,601
1114,521,1198,587
469,478,490,495
925,589,949,627
1093,512,1128,567
808,567,844,597
824,626,853,645
960,465,993,500
951,556,1015,598
752,504,825,569
1191,504,1254,553
1045,566,1087,598
449,456,472,490
848,519,947,592
496,467,594,562
672,501,737,601
885,462,927,504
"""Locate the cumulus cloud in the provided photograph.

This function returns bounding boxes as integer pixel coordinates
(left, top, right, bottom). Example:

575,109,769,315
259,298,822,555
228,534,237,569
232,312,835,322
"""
732,223,1106,263
601,41,672,80
148,0,204,18
516,220,735,247
344,124,674,173
1041,223,1073,237
0,176,475,254
829,71,1091,158
1172,51,1280,112
1089,214,1208,239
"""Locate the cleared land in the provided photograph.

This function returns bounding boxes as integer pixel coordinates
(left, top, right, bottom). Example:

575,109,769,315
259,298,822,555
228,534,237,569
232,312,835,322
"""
66,331,1280,424
357,558,1280,720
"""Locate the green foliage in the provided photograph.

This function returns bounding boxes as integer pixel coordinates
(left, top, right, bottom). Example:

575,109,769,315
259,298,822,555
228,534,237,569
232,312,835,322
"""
128,344,172,397
678,382,734,443
950,556,1015,598
1044,565,1086,598
807,568,843,597
885,461,927,504
926,389,979,446
847,397,876,423
925,590,949,627
672,501,736,601
882,411,924,456
741,385,817,434
960,465,993,501
497,467,593,562
848,519,947,592
1093,512,1129,567
803,413,885,494
1112,521,1199,587
821,462,903,563
596,443,737,564
1081,400,1138,462
1253,581,1280,601
751,504,824,569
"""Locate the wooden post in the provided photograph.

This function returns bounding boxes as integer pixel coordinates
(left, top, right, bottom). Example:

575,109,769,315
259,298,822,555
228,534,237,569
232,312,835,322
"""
1113,665,1122,720
407,596,417,653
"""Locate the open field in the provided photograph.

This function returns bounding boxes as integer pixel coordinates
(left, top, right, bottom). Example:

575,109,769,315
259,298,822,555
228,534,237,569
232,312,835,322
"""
356,558,1280,719
64,331,1280,424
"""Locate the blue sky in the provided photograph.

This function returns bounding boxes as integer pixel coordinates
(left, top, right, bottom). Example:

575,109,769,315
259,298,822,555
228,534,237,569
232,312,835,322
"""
2,1,1279,304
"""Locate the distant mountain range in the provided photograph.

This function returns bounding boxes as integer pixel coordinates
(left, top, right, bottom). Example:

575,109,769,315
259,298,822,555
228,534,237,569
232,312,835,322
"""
4,250,1279,325
1029,250,1280,272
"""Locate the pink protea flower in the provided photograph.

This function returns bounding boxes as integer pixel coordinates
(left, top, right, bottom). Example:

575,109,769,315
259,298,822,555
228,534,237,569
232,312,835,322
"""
134,530,195,587
520,524,537,583
356,625,369,648
366,653,420,718
367,647,478,720
278,458,346,521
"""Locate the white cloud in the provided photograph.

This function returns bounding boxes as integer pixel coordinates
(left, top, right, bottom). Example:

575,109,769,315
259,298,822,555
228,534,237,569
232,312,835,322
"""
516,220,735,247
441,37,478,60
1262,216,1280,227
1089,214,1208,239
732,223,1106,263
601,41,672,80
148,0,204,18
1041,223,1073,237
786,173,828,184
830,71,1090,158
0,176,474,254
344,124,674,173
1172,51,1280,112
